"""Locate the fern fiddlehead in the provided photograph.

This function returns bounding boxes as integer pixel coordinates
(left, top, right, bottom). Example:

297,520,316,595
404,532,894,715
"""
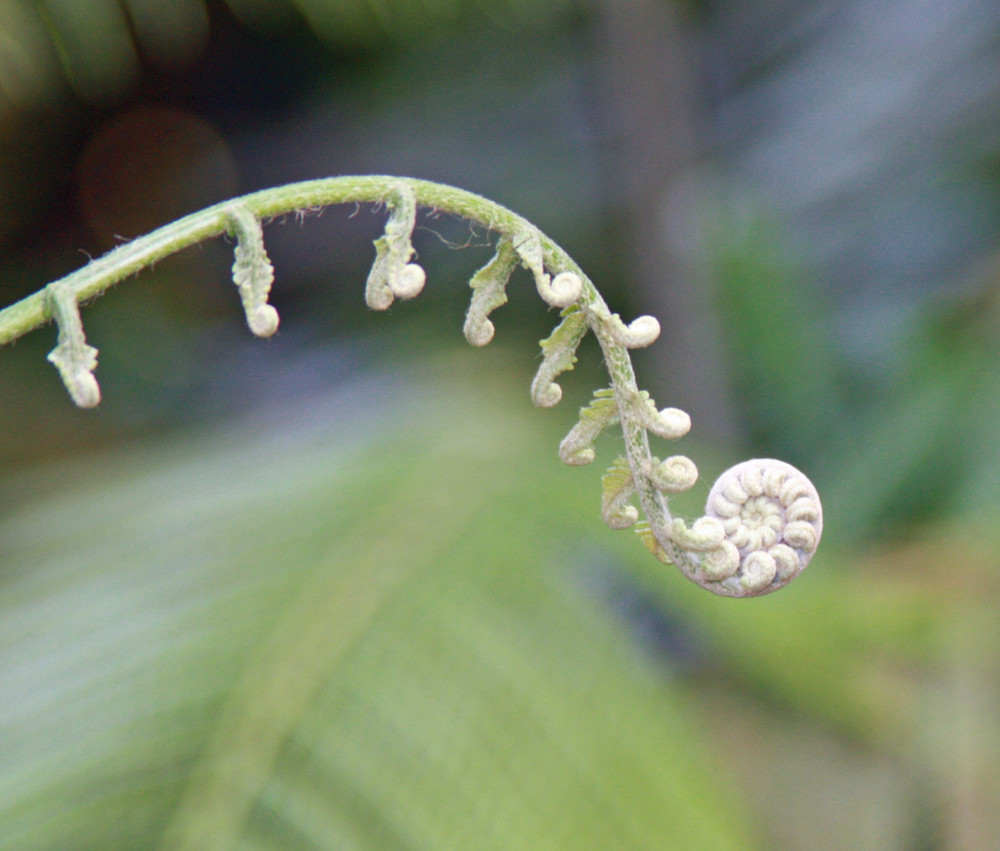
0,175,821,597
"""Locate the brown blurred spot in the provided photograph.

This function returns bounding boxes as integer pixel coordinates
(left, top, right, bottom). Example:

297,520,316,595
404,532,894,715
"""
77,105,238,245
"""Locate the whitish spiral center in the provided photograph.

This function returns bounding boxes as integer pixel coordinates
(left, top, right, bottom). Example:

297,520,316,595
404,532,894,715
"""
699,458,823,597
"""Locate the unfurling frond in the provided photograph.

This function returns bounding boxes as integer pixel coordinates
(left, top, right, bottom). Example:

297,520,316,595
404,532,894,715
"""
601,457,639,530
2,175,822,597
366,183,426,311
530,308,588,408
45,283,100,408
463,237,519,346
558,389,618,466
227,204,279,338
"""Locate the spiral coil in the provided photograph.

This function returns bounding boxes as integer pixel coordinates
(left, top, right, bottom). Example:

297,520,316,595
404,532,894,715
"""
693,459,822,596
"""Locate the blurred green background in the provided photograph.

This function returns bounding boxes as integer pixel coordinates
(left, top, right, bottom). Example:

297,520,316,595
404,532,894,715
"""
2,1,1000,848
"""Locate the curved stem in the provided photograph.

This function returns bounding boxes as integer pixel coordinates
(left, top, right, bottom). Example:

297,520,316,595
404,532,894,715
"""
588,316,681,565
0,174,673,549
0,174,821,597
0,172,653,478
0,176,577,344
0,177,650,461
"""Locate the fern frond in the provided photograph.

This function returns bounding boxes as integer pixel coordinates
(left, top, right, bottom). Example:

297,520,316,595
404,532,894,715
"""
558,388,619,466
530,307,589,408
44,283,100,408
227,204,279,338
365,182,425,310
0,175,822,597
463,236,519,346
601,456,639,530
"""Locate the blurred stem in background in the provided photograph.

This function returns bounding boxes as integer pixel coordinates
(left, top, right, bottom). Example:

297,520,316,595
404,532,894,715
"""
591,0,740,445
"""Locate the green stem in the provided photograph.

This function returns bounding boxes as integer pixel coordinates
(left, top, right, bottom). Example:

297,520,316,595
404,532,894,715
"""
0,176,578,343
0,175,647,455
589,316,681,568
0,174,685,583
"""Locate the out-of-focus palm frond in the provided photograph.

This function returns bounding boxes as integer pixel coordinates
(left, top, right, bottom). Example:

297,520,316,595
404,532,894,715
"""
0,350,759,850
2,348,995,848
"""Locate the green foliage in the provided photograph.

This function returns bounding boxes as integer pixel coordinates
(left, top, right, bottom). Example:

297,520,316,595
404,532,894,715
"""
0,355,760,851
531,307,589,407
3,353,992,849
0,0,581,109
709,219,840,460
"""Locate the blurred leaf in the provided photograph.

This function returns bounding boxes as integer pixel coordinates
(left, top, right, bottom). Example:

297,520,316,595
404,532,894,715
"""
627,545,937,746
0,349,759,850
0,0,583,114
820,274,1000,543
4,343,999,850
35,0,141,102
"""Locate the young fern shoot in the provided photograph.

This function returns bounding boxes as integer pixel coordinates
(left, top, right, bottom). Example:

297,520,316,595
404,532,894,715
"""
0,176,822,597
